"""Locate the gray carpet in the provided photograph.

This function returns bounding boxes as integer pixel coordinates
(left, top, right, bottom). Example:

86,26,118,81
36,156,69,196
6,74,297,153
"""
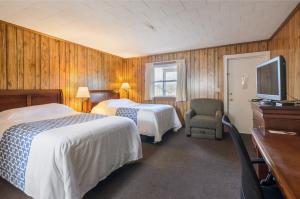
0,129,254,199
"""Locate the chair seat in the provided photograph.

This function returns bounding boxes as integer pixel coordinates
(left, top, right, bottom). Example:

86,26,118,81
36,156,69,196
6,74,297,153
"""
190,115,216,129
261,186,284,199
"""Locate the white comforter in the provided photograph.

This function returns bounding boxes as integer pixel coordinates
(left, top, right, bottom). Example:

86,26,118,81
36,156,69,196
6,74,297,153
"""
91,99,182,142
0,104,142,199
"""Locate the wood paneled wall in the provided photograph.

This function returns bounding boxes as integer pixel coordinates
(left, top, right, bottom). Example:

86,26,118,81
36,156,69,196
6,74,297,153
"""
269,5,300,100
124,41,269,120
0,21,125,111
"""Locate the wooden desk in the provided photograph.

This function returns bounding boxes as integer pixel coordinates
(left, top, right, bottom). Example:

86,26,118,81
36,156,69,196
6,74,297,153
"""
252,128,300,199
251,102,300,179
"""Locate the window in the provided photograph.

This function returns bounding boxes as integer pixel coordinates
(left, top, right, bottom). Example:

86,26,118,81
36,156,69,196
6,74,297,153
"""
153,62,177,97
145,59,186,101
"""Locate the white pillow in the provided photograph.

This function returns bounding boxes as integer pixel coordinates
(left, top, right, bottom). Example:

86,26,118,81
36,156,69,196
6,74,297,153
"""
91,99,139,115
106,99,138,107
0,103,75,122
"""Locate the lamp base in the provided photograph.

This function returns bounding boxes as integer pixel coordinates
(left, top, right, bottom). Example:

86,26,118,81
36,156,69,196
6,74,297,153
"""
81,99,89,113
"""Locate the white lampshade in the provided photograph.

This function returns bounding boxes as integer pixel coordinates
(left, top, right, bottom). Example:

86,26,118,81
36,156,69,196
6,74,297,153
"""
120,82,131,90
76,87,90,98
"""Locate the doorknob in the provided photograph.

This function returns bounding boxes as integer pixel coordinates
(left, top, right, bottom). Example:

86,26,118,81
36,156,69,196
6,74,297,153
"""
230,98,234,102
229,92,233,95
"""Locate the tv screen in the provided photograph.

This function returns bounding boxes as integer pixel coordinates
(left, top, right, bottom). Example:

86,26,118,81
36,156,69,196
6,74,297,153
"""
257,61,279,95
256,56,286,101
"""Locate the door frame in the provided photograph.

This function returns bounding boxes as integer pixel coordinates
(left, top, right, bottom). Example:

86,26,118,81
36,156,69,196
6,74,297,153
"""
223,51,270,115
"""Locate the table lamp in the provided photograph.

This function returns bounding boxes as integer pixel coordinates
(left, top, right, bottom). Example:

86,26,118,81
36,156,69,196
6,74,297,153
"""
76,87,90,112
120,82,130,98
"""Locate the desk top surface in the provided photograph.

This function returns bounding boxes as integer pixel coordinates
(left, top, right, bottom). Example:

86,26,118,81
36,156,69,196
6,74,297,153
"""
252,128,300,199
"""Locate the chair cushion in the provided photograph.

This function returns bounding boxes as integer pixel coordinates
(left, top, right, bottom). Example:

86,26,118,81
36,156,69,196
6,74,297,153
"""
261,186,284,199
190,115,216,129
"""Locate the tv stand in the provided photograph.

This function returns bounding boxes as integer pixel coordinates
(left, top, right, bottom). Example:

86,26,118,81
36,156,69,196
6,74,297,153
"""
252,101,300,131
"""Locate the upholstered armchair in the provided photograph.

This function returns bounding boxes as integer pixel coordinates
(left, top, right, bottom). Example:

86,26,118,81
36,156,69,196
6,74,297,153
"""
185,99,223,139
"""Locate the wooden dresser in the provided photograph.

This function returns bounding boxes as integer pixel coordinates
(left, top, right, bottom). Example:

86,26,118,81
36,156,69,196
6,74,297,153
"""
252,102,300,131
251,102,300,179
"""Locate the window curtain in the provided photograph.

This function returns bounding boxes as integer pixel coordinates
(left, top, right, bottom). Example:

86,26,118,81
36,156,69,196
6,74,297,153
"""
144,63,154,100
176,59,187,102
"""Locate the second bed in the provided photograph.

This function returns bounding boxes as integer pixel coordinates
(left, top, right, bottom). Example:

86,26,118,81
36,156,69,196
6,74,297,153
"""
89,90,182,143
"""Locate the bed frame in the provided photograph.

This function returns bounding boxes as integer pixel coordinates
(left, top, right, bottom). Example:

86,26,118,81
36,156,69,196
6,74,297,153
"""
0,90,63,112
0,89,119,113
89,90,120,111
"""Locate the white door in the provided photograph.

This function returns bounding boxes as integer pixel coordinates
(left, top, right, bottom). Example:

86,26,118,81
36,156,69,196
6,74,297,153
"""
224,52,270,134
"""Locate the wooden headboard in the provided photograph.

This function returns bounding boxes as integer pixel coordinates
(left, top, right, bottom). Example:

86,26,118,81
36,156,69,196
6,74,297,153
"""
0,90,63,112
89,90,120,110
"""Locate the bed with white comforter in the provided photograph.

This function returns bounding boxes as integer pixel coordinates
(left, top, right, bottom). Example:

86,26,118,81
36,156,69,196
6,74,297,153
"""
91,99,182,142
0,103,142,199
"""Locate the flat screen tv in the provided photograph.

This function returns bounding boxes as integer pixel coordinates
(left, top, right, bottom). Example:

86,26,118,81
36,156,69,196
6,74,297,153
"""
256,56,286,101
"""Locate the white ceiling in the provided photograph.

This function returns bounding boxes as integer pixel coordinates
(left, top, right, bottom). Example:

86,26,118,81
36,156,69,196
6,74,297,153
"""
0,0,298,58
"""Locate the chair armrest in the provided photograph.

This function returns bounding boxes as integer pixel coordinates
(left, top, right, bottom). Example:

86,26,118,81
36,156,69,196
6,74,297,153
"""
215,110,222,119
185,109,195,136
215,110,223,139
251,158,265,164
185,109,195,120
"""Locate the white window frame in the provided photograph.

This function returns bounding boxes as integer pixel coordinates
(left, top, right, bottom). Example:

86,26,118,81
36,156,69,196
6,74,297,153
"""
153,62,177,98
